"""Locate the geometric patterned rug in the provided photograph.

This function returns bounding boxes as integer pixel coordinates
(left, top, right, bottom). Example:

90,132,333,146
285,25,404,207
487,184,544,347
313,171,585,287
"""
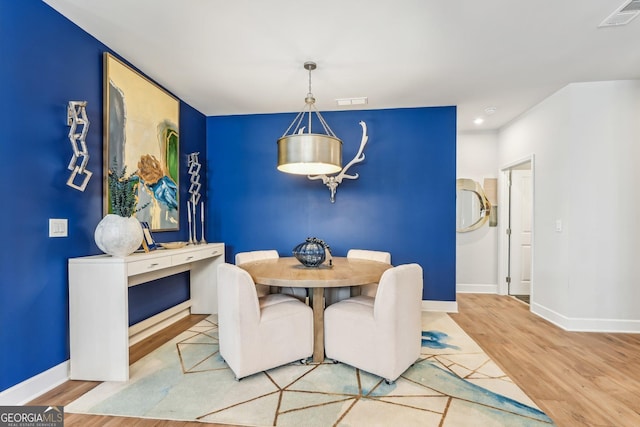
65,312,555,426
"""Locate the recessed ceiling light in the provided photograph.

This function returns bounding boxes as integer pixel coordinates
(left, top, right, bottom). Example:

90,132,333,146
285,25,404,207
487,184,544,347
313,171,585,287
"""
484,107,497,115
473,118,484,125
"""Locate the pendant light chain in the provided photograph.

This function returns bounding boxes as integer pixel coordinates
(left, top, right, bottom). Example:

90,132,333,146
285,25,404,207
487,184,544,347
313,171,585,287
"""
307,65,313,133
307,63,337,138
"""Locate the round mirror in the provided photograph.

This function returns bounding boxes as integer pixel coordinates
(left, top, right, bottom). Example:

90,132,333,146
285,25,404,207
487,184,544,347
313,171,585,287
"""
456,178,491,232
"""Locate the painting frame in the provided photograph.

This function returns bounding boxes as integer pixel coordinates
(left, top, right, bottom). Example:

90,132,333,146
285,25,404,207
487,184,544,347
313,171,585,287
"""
103,52,180,232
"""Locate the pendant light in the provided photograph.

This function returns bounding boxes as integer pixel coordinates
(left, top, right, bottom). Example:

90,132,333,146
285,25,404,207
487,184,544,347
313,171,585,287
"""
277,61,342,175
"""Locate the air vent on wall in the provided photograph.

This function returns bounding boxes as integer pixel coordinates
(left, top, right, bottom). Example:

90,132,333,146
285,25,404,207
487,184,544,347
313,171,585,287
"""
599,0,640,27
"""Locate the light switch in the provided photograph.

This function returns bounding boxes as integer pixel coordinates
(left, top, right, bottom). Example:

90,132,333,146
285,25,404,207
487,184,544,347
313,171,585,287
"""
555,219,562,233
49,218,68,237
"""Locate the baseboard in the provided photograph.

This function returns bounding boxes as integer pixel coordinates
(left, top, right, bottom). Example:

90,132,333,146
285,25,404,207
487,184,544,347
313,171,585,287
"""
532,302,640,333
456,283,498,294
422,300,458,313
129,302,191,346
0,361,69,406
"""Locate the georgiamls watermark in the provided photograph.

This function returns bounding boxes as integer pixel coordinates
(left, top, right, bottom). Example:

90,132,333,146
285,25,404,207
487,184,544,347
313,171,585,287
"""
0,406,63,427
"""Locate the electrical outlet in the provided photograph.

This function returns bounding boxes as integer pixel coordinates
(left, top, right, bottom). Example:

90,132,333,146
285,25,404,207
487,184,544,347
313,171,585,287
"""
49,218,68,237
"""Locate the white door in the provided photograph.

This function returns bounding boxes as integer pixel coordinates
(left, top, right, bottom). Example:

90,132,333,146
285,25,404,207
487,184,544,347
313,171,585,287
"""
509,168,532,295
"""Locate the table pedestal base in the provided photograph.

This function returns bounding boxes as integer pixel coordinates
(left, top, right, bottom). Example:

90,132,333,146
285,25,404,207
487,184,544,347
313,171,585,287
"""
312,287,325,363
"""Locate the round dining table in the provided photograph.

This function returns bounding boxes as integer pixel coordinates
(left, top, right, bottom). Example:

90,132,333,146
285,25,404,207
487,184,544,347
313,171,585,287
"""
238,257,392,363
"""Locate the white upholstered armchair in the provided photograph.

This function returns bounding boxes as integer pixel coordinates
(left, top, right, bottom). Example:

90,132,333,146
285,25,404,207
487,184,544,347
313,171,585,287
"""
235,250,307,301
325,249,392,305
235,250,279,297
347,249,391,297
324,263,423,383
217,263,313,380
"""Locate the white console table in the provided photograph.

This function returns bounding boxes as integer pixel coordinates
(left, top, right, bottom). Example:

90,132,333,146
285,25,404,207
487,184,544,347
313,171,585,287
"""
68,242,224,381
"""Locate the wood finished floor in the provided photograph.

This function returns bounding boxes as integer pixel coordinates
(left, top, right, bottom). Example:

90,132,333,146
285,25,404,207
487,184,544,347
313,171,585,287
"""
30,294,640,426
451,294,640,427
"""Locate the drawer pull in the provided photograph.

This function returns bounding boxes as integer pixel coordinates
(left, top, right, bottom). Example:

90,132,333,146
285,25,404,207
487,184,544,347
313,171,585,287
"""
185,256,194,261
147,263,159,269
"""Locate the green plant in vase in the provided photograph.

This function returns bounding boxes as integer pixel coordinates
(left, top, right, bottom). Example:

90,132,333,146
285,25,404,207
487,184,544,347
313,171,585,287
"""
108,163,148,217
94,162,148,257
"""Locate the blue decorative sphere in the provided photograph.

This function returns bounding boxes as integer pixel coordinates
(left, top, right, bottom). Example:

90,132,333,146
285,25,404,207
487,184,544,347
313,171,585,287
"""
293,237,329,267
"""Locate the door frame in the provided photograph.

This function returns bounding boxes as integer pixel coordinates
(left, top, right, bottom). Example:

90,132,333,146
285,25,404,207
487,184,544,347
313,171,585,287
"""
497,154,535,297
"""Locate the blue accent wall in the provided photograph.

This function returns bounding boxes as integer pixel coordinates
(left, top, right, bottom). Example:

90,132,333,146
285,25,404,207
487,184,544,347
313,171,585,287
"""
207,107,456,302
0,1,206,392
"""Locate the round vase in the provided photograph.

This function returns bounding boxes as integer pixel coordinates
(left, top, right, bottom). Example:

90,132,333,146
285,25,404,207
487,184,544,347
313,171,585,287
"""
94,214,143,257
293,237,327,267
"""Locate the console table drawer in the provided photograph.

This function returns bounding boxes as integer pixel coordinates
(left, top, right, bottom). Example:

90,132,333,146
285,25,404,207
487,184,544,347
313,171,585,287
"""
193,246,223,259
128,256,172,276
171,251,203,265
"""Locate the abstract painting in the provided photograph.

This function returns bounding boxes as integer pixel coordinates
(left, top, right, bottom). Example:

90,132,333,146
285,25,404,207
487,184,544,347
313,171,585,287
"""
103,53,179,231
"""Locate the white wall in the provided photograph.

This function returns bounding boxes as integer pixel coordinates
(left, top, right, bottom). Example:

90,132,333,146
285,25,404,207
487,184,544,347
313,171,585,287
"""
456,131,499,293
498,80,640,332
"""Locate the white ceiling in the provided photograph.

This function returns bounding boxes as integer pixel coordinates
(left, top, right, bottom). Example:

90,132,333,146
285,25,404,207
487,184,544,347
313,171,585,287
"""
43,0,640,131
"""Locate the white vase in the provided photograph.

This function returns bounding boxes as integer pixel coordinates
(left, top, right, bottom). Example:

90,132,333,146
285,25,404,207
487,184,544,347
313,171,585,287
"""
94,214,144,257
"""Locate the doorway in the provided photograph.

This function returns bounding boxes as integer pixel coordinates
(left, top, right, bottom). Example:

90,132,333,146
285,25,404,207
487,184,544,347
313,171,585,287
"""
499,157,534,303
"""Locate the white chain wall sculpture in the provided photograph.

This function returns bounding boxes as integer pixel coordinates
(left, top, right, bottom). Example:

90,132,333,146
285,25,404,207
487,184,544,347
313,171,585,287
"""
187,152,205,244
308,121,369,203
66,101,92,191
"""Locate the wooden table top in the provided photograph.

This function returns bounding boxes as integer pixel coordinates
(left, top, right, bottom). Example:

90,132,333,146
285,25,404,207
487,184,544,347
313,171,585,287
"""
239,257,391,288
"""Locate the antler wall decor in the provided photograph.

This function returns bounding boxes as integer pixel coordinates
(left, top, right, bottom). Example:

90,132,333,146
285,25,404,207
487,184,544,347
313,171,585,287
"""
308,121,368,203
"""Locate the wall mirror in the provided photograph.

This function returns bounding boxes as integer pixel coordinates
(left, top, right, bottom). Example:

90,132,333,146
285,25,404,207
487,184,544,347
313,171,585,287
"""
456,178,491,232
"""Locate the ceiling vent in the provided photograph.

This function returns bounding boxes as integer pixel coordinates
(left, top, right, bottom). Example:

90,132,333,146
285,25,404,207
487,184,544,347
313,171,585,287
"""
599,0,640,27
335,97,368,107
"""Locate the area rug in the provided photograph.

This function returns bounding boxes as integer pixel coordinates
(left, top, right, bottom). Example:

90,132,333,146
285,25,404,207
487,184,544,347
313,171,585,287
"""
65,312,555,426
